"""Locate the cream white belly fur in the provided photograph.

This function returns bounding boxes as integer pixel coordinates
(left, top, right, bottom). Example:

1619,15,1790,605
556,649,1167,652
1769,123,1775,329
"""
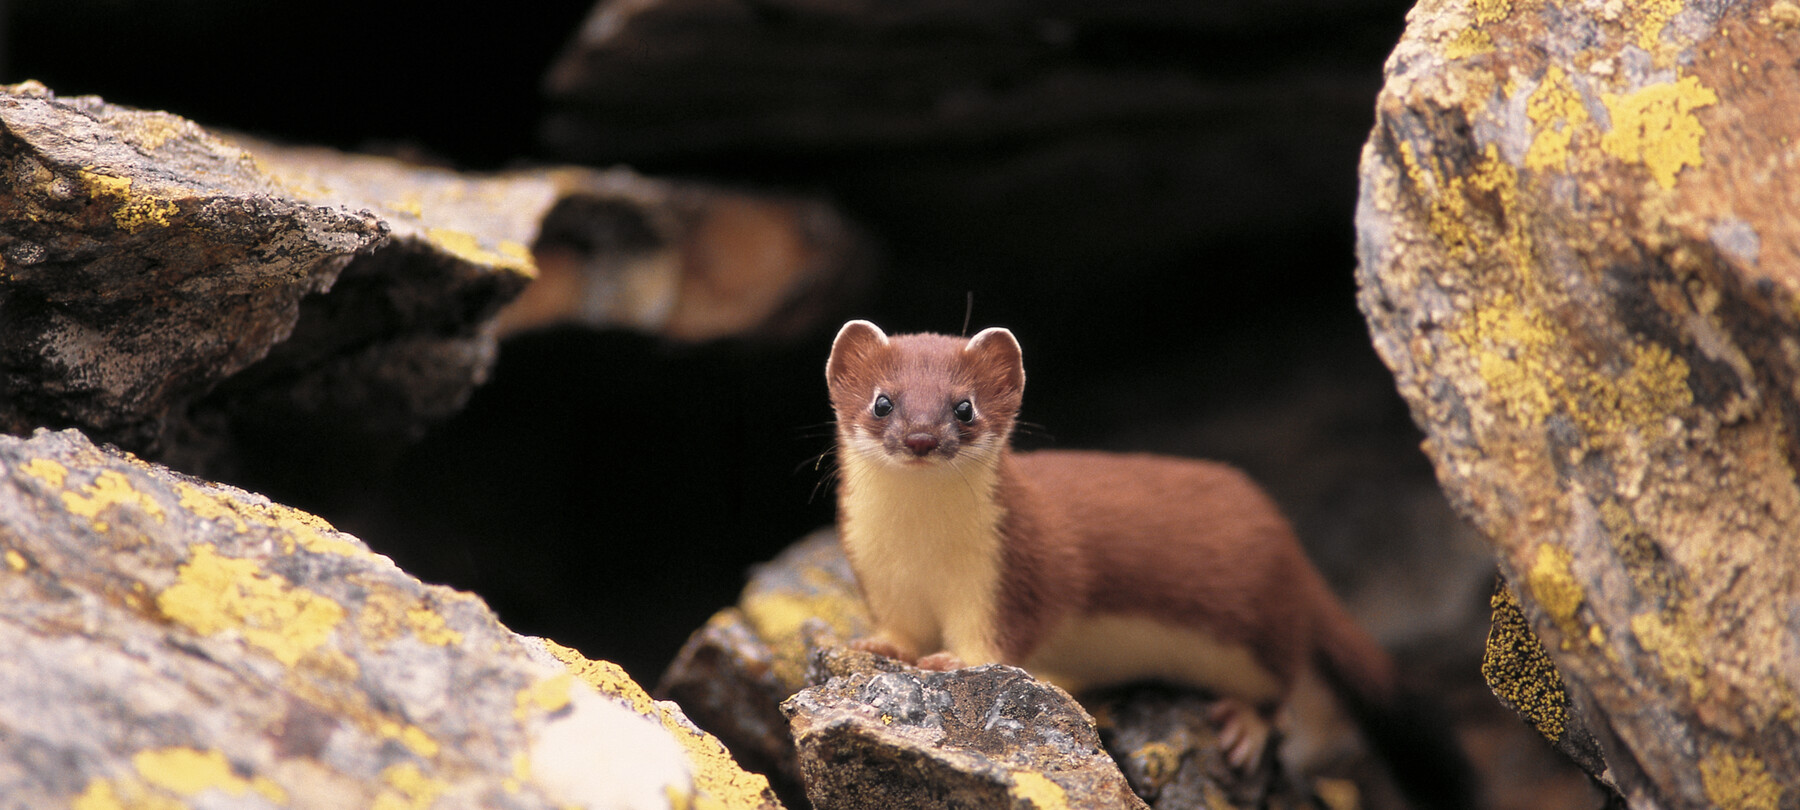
1024,613,1284,704
838,445,1005,664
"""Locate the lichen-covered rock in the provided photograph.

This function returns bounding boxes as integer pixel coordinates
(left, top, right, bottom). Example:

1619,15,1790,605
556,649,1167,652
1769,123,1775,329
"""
1356,0,1800,806
783,646,1147,810
0,427,780,809
0,80,387,456
0,80,871,479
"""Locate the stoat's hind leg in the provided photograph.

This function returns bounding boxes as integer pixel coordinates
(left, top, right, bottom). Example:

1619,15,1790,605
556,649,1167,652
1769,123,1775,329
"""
1209,698,1276,771
850,634,920,664
915,651,968,671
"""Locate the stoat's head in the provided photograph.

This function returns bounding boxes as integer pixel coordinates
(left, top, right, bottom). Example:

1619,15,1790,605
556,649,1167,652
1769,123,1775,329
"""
825,320,1025,470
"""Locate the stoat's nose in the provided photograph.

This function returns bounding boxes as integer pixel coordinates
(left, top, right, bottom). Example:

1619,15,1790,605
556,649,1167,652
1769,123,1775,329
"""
903,433,940,456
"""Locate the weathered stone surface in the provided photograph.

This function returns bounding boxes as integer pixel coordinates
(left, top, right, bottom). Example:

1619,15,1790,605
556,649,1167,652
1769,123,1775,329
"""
0,81,387,456
1357,1,1800,806
784,646,1147,810
0,427,780,809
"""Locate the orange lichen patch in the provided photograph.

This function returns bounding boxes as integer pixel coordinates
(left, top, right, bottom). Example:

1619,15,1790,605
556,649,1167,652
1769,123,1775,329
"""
1601,74,1719,189
155,544,346,667
62,471,166,533
1701,745,1782,810
538,639,778,810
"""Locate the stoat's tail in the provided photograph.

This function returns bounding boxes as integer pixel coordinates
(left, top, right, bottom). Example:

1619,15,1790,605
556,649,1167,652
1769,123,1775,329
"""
1313,597,1482,810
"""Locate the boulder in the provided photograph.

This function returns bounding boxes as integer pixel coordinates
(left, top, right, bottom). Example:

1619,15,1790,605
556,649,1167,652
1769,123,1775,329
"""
0,81,871,480
0,427,780,809
1357,0,1800,806
783,647,1147,810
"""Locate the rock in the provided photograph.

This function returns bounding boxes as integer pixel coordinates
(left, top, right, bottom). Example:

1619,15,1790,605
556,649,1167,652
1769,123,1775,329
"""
1088,687,1318,810
783,646,1148,810
0,427,781,809
1356,0,1800,806
0,80,387,457
0,80,872,481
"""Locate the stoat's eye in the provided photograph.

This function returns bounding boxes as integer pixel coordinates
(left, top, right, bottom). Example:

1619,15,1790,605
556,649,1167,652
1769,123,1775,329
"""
872,394,893,418
953,399,975,423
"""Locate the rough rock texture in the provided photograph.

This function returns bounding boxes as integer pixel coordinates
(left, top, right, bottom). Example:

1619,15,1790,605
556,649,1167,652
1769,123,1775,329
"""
0,427,781,809
783,647,1147,810
1356,1,1800,807
1088,687,1317,810
0,81,387,458
0,80,871,480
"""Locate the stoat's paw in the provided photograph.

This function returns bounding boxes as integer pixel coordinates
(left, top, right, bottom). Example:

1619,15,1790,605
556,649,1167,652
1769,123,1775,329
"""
1208,698,1274,772
915,651,967,671
849,636,917,664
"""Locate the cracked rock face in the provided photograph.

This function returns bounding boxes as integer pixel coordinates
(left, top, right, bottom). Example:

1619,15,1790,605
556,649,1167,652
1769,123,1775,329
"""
1357,0,1800,806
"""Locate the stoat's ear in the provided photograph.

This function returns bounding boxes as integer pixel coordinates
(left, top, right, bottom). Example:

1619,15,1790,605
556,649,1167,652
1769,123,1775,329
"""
965,326,1025,395
827,320,889,389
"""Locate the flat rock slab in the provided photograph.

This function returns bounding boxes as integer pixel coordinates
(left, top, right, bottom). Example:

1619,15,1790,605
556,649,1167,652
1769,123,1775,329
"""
1357,0,1800,806
0,427,780,809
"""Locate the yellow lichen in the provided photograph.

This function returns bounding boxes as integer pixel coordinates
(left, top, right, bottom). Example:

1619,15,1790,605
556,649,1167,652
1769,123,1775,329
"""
1447,27,1495,59
424,227,536,274
515,672,575,720
69,778,182,810
372,762,448,810
1010,770,1069,810
132,747,287,804
1701,745,1783,810
1525,66,1592,172
1483,584,1570,743
1529,544,1585,645
1631,610,1709,700
62,471,166,533
357,584,464,649
176,482,364,556
1601,75,1719,190
504,752,530,794
1629,0,1685,50
79,169,178,233
742,588,866,688
21,457,68,488
375,717,442,759
539,638,778,810
155,544,346,667
5,550,25,571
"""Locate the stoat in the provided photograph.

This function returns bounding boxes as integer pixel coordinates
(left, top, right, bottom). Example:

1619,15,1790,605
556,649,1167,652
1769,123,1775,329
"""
825,320,1476,809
